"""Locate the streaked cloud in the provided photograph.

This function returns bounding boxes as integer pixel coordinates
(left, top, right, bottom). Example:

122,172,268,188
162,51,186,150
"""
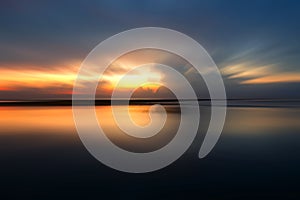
221,63,275,79
222,63,300,85
241,73,300,84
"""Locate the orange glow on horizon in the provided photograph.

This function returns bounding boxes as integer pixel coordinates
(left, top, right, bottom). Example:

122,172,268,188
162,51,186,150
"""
0,61,164,96
0,69,76,87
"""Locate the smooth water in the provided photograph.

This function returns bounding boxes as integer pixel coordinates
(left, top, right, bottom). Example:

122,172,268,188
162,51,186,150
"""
0,105,300,199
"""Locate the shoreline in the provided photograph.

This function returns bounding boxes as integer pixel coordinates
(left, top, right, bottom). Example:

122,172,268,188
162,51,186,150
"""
0,99,300,108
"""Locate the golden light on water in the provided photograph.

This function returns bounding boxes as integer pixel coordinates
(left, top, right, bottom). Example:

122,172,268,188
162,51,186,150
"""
1,106,299,136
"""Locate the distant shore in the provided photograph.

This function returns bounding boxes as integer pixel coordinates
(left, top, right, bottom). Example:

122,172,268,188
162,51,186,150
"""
0,99,300,107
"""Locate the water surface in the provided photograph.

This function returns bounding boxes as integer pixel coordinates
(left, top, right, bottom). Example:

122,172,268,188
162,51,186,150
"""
0,104,300,199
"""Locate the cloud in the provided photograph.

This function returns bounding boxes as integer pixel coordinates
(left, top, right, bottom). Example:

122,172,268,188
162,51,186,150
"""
221,64,274,79
241,73,300,84
221,62,300,85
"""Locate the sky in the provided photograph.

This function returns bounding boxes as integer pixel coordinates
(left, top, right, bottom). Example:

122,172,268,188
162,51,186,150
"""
0,0,300,99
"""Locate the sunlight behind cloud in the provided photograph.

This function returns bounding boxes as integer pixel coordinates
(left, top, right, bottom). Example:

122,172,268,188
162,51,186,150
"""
101,64,163,92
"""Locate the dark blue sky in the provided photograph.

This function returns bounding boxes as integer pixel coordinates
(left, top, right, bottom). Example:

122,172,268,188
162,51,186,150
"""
0,0,300,99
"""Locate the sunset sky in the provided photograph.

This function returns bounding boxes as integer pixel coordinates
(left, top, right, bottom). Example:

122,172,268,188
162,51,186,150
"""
1,0,300,99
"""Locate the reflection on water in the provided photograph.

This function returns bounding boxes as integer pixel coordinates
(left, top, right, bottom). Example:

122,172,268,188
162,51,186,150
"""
98,105,181,152
0,104,300,198
1,105,299,137
0,106,75,134
225,107,300,134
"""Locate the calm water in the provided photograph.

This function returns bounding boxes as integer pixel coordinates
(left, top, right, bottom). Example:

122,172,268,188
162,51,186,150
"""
0,104,300,199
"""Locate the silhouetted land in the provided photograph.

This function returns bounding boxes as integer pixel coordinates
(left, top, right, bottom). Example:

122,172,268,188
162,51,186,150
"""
0,99,300,107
